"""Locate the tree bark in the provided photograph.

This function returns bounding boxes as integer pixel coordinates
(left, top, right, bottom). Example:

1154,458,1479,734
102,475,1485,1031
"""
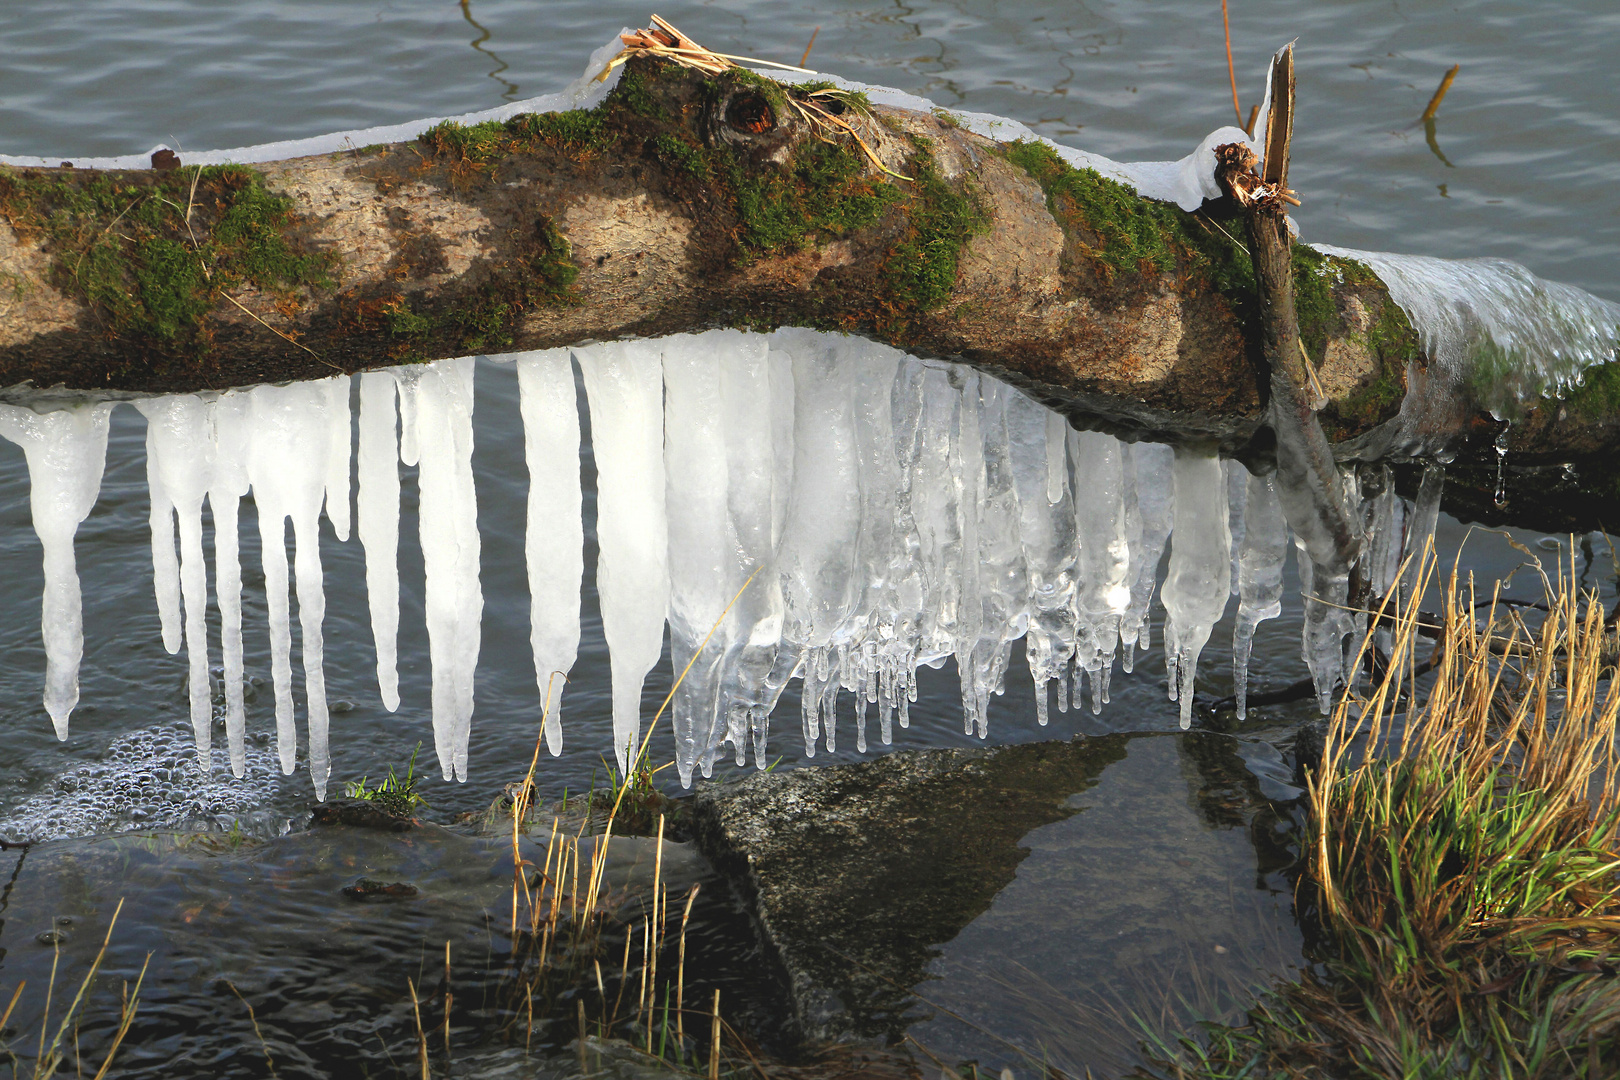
0,56,1614,530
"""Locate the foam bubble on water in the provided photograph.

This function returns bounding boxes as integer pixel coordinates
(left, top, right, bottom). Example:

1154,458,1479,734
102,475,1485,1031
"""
0,720,287,843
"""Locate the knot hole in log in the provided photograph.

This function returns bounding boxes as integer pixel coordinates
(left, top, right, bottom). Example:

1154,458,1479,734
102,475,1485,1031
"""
725,92,775,135
704,82,795,157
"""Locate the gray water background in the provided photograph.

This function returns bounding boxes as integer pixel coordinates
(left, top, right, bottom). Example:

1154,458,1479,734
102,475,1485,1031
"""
0,2,1616,1073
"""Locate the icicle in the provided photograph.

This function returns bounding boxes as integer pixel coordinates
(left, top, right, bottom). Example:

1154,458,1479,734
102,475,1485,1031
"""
1226,461,1247,596
1400,463,1445,602
1044,410,1067,504
145,421,182,656
849,339,915,750
397,359,481,783
1119,441,1174,672
1493,423,1511,508
1009,391,1076,726
517,349,583,759
954,370,987,737
323,379,352,541
662,333,738,785
722,333,787,769
748,341,799,762
773,330,864,755
245,376,348,796
357,371,402,711
1070,430,1132,714
575,341,669,773
136,395,221,769
1359,466,1404,601
1232,470,1287,720
0,401,114,738
969,380,1027,731
1160,447,1232,728
211,394,252,777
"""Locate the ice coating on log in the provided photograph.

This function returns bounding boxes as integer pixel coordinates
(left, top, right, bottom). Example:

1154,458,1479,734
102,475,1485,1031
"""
357,371,402,712
398,358,481,783
516,349,583,759
1161,447,1231,729
0,401,112,737
1312,245,1620,428
575,341,669,773
246,376,348,797
1233,470,1287,720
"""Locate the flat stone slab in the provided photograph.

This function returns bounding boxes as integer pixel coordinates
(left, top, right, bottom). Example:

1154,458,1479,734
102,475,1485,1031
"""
688,735,1134,1045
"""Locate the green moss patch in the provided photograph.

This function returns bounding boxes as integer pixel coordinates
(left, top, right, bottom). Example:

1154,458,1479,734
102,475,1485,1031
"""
651,133,711,181
1561,358,1620,420
419,109,614,167
0,164,334,355
878,145,988,316
730,139,903,256
997,139,1246,285
379,216,579,359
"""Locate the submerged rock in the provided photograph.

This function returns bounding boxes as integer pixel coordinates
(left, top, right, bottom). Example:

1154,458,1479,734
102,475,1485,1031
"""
688,735,1131,1044
310,798,415,831
341,877,418,900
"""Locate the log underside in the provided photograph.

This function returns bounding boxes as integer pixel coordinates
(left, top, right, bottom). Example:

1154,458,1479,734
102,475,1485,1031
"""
1,57,1615,532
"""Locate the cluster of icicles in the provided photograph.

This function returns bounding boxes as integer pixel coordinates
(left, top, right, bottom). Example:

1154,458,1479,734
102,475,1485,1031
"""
0,329,1446,796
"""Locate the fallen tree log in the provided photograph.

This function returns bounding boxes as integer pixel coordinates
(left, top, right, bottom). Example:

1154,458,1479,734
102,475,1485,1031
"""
1,55,1615,530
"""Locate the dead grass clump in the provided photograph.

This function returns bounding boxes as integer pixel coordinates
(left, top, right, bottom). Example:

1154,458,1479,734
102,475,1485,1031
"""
1150,543,1620,1078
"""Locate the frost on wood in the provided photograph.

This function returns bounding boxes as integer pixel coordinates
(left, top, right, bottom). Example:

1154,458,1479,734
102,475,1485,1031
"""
1,330,1467,795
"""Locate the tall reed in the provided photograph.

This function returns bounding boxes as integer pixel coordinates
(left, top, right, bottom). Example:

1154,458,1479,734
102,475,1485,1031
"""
1156,540,1620,1077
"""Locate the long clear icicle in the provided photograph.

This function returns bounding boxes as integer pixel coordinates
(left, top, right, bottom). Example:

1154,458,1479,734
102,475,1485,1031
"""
1120,441,1174,673
774,330,863,757
1070,430,1132,714
516,349,583,758
722,332,786,769
246,377,348,797
575,341,669,773
0,401,113,738
1232,470,1287,720
1008,392,1076,726
357,371,402,712
212,395,252,776
136,395,221,769
398,358,481,783
663,333,742,784
1161,446,1232,728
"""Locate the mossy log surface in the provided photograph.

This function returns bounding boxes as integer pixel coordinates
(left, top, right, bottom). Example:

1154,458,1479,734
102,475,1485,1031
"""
1,57,1615,529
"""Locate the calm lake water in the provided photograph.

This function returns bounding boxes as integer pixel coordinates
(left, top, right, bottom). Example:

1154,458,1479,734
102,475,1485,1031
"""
0,1,1615,1075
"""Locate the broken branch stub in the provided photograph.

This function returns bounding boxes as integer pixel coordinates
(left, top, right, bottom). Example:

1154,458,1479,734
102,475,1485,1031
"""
1217,45,1364,599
